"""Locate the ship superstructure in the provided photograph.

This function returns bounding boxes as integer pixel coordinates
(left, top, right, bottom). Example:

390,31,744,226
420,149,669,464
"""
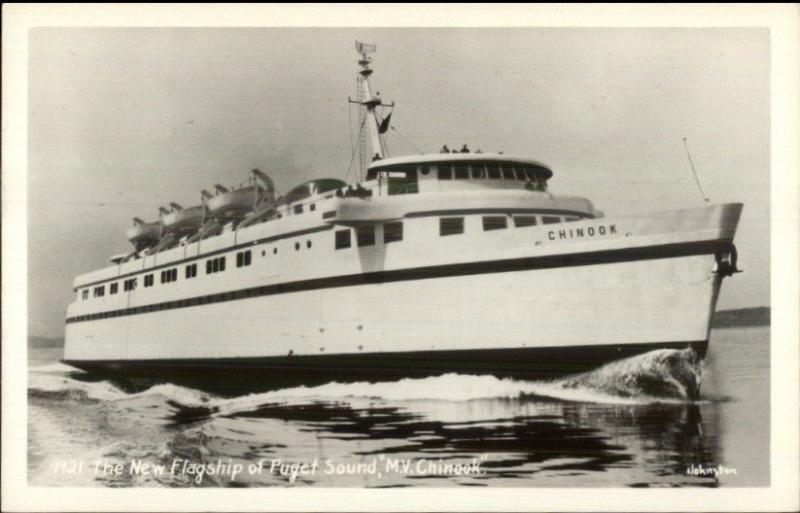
63,42,742,380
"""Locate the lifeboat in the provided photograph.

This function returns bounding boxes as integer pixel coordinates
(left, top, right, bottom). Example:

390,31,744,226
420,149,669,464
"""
126,218,162,251
206,185,265,220
206,169,277,222
162,204,206,237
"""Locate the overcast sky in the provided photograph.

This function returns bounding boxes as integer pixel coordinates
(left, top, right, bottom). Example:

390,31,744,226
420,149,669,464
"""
28,28,770,338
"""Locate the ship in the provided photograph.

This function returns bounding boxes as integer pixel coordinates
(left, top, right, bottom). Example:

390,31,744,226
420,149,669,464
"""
63,41,742,386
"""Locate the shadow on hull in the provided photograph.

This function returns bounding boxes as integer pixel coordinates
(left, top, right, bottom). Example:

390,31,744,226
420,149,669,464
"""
64,341,708,397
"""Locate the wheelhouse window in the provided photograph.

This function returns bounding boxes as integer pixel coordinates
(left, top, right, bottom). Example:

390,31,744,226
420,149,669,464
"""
93,285,105,297
384,221,403,243
542,216,561,225
81,290,89,300
144,274,154,287
438,166,453,180
513,215,537,228
565,216,580,222
357,226,376,247
110,283,118,295
487,164,501,179
522,167,537,181
236,250,252,267
501,166,515,180
440,217,464,236
483,216,508,231
526,176,544,192
335,229,351,250
453,164,468,180
383,167,419,195
471,164,485,179
185,263,197,279
293,204,303,215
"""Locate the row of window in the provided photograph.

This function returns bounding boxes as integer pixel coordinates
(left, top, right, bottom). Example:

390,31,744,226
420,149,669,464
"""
438,164,544,184
441,214,579,236
86,278,137,297
335,222,404,250
80,256,223,300
143,268,179,288
186,263,198,279
293,203,317,215
161,268,178,284
82,250,260,301
236,250,252,268
79,214,581,300
206,257,226,274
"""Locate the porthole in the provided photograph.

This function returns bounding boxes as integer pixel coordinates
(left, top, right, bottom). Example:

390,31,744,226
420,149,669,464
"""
295,242,300,251
262,250,266,257
306,240,312,249
273,247,278,255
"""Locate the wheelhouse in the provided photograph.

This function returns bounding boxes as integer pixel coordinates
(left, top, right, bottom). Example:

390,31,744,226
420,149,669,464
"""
366,153,554,196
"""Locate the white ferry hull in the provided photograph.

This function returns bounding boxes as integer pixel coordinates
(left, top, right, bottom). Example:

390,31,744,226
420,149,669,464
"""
63,232,732,380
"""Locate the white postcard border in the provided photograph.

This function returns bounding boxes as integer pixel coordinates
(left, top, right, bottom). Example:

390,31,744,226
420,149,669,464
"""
2,4,798,512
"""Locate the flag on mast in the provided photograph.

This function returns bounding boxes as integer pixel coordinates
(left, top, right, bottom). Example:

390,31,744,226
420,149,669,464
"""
378,112,392,134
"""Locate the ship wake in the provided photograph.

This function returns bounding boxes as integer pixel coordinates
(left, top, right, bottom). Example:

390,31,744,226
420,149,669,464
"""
30,347,705,413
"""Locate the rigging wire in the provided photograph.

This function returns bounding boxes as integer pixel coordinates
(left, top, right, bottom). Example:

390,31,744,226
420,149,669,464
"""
389,124,424,155
345,115,368,183
382,129,390,157
682,137,711,204
347,99,354,156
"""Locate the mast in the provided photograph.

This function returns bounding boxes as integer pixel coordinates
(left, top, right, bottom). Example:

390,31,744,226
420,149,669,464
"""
350,41,394,177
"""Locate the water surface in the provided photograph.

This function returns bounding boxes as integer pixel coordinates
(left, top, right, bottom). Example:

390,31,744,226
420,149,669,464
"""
28,326,769,487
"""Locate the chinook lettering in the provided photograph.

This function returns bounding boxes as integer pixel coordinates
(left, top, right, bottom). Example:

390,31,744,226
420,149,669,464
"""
548,224,618,241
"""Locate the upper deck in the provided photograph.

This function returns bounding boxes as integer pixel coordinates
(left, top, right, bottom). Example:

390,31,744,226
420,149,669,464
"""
367,153,553,179
364,152,554,197
71,173,596,291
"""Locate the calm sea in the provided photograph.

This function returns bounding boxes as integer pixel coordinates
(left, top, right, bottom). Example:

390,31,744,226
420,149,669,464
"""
28,326,769,487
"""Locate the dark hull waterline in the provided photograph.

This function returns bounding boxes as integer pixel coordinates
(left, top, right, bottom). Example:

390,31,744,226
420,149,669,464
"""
63,340,707,396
